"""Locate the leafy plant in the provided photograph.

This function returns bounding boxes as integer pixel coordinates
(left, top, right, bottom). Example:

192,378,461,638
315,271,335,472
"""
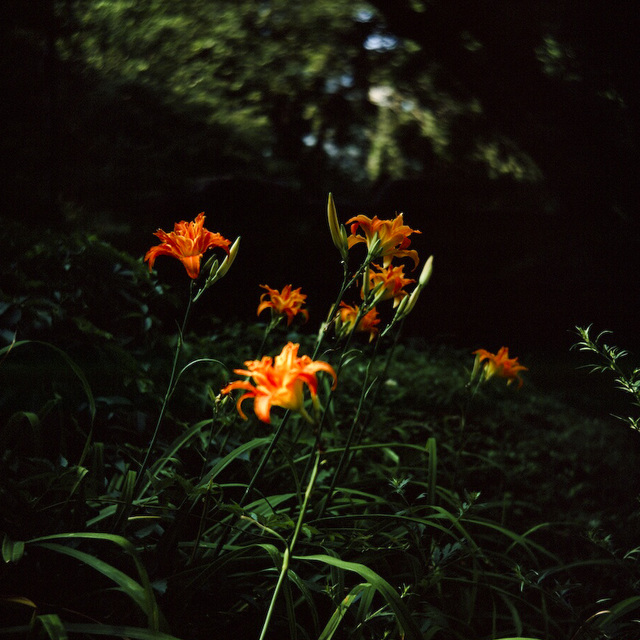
2,204,639,640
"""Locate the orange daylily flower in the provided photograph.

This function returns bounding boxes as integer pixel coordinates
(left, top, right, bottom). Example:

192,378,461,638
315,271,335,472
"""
345,213,421,268
366,263,416,308
257,284,309,326
144,212,231,279
336,302,381,342
221,342,337,424
472,347,528,389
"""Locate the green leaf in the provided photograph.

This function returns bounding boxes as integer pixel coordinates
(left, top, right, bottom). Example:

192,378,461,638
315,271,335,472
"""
0,340,96,423
112,469,137,529
295,553,422,640
36,614,68,640
34,543,150,616
42,623,182,639
2,534,25,563
199,436,271,486
426,436,437,505
593,595,640,629
28,532,165,632
136,419,214,498
318,583,371,640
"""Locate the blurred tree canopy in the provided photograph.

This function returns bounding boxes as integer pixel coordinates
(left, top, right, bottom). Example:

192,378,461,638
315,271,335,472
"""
3,0,637,227
1,0,639,348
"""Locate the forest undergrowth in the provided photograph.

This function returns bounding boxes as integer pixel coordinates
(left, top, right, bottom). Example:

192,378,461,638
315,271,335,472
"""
1,201,639,640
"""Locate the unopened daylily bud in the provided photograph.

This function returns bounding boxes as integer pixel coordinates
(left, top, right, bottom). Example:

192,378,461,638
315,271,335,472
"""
365,234,382,262
215,236,241,280
327,193,349,261
401,284,422,318
391,255,434,323
394,294,410,318
194,237,241,301
418,255,434,287
201,253,219,278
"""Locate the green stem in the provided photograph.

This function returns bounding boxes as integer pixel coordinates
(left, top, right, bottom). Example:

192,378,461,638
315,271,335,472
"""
258,448,321,640
303,257,384,508
241,412,291,506
352,318,404,448
257,314,284,359
135,281,195,501
313,257,371,360
317,334,383,519
212,411,292,559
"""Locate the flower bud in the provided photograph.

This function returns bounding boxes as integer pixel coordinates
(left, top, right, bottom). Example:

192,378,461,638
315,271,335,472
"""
418,255,434,287
327,193,349,261
194,237,241,301
215,236,241,280
392,255,434,322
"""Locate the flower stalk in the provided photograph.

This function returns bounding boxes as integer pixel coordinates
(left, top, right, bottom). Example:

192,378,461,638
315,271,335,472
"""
134,281,196,501
258,447,322,640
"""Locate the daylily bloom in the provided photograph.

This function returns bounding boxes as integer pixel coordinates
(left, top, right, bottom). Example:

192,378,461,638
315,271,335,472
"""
336,302,381,342
345,213,421,268
366,263,416,308
471,347,528,389
221,342,337,424
144,212,231,279
257,284,309,326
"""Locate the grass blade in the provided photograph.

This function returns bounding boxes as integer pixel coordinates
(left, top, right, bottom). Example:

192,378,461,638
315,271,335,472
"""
318,583,370,640
28,532,165,632
295,553,422,640
1,340,96,423
36,614,68,640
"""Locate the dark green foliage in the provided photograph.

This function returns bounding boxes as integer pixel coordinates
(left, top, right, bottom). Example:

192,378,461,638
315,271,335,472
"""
2,230,640,639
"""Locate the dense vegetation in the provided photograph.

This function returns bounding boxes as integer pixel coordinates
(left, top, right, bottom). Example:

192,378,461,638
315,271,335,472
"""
1,204,640,639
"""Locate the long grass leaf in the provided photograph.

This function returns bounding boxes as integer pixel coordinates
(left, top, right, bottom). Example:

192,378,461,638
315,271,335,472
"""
28,532,164,632
498,593,523,637
36,614,68,640
112,469,137,530
594,595,640,629
199,436,271,486
51,623,183,639
34,542,149,615
295,553,422,640
355,581,376,628
287,569,320,637
139,419,212,495
426,436,437,505
86,504,118,527
466,518,554,563
283,573,298,640
1,340,96,422
317,583,370,640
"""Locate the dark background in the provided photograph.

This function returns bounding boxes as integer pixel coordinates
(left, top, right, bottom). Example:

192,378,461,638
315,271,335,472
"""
2,0,639,353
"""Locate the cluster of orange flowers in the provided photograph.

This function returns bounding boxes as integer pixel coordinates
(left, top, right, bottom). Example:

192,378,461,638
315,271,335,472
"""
144,212,335,425
332,200,429,342
143,202,525,428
